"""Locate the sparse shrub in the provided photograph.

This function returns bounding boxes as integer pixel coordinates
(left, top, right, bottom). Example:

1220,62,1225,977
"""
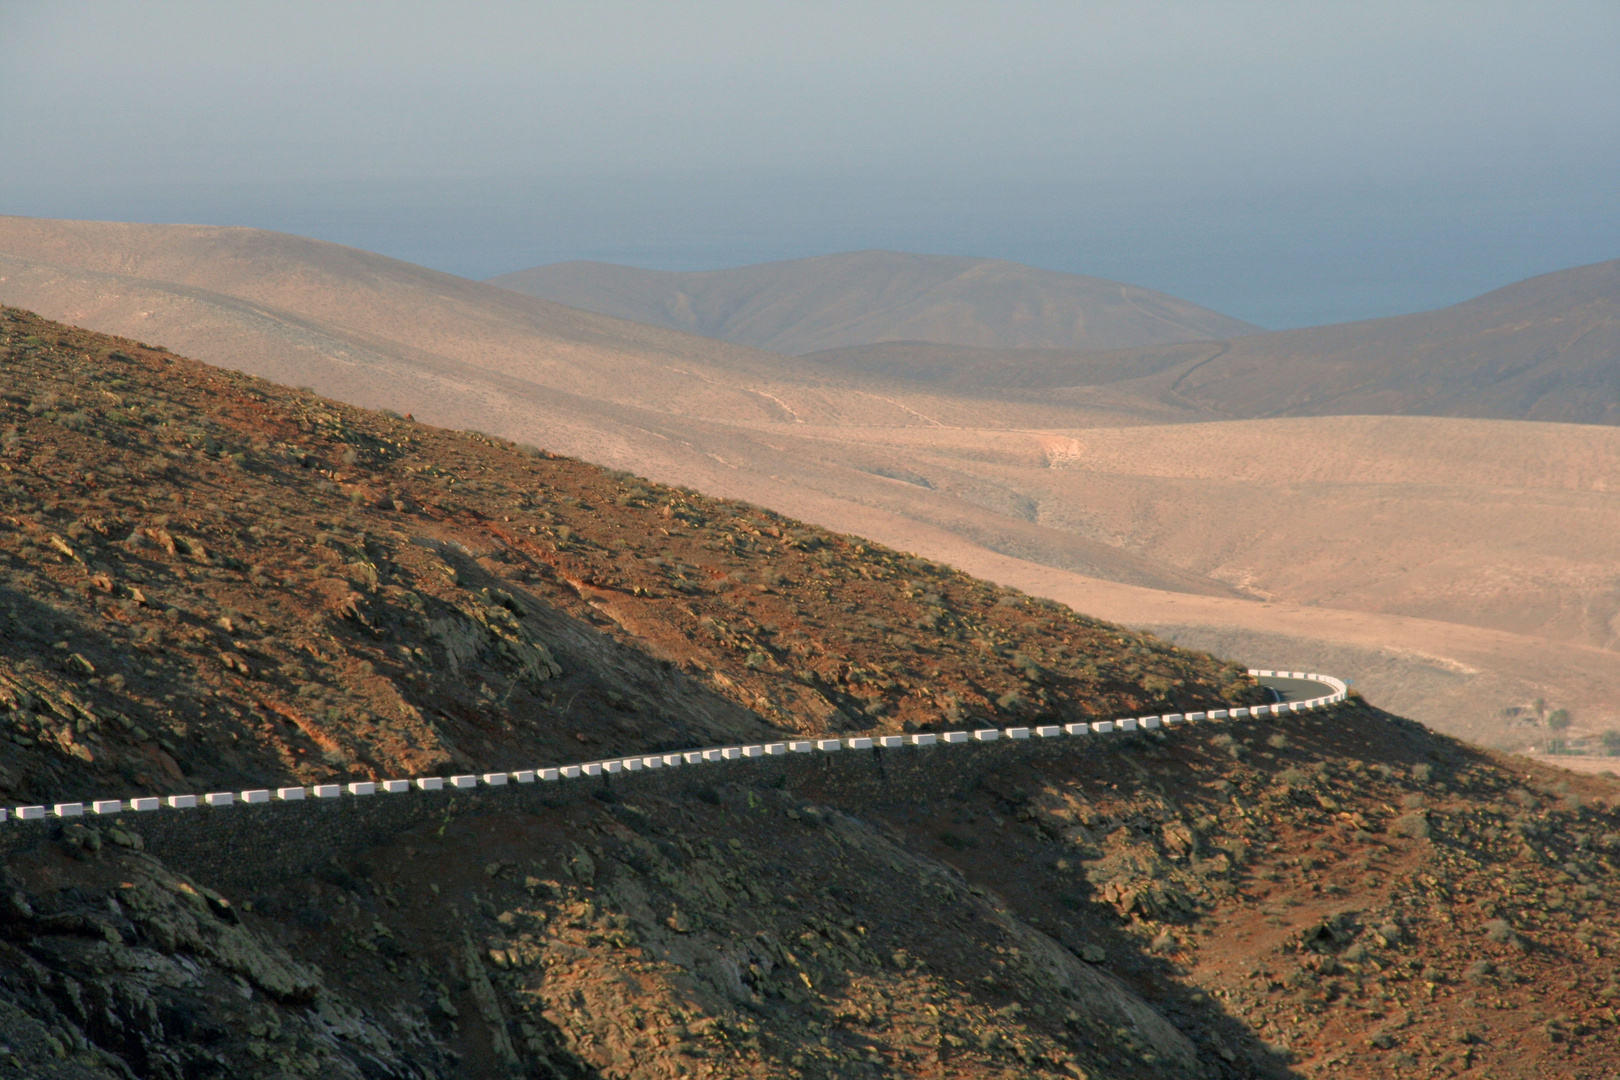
1509,787,1540,809
1389,811,1430,840
1141,673,1175,695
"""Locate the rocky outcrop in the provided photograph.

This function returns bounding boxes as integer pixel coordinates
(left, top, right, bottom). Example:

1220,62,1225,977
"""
0,840,454,1079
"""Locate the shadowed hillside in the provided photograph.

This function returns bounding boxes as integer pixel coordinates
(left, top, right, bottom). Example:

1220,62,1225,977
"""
488,251,1260,354
4,311,1620,1080
0,308,1249,807
809,259,1620,426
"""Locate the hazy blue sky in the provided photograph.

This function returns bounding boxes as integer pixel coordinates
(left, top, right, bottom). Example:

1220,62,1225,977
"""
2,1,1617,327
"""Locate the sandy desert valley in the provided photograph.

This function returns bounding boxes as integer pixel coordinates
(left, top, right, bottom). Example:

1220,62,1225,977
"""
6,214,1618,754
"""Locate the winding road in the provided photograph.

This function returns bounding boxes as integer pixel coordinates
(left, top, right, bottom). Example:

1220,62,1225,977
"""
3,670,1348,823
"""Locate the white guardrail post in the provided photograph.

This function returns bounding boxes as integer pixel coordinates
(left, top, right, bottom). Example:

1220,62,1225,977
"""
4,669,1346,824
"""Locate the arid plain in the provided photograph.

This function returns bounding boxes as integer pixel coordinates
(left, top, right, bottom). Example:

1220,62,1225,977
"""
4,214,1618,749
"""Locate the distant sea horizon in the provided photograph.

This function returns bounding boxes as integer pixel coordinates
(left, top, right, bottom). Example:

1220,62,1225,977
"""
2,169,1615,331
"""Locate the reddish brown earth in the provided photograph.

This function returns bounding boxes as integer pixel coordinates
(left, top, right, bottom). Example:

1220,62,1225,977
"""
2,308,1620,1080
0,307,1249,807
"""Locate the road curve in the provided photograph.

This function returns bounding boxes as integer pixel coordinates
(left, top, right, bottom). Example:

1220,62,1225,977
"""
4,669,1350,823
1255,671,1347,703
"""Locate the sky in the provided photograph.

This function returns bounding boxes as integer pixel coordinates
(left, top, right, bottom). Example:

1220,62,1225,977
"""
1,1,1617,328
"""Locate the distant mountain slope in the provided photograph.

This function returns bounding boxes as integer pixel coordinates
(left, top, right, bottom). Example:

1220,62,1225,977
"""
7,216,1620,746
488,250,1260,354
800,339,1211,389
1167,258,1620,423
812,259,1620,425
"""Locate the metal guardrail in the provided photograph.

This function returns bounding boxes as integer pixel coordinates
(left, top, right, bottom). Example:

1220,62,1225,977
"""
2,670,1347,823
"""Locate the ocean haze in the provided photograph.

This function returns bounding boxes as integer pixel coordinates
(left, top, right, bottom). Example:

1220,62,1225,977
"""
1,2,1617,327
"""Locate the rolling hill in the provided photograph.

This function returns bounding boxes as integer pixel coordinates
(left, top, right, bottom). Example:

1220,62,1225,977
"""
487,250,1261,354
806,258,1620,426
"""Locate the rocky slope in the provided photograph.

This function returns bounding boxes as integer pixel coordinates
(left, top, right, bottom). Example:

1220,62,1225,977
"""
0,306,1250,807
3,308,1620,1080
